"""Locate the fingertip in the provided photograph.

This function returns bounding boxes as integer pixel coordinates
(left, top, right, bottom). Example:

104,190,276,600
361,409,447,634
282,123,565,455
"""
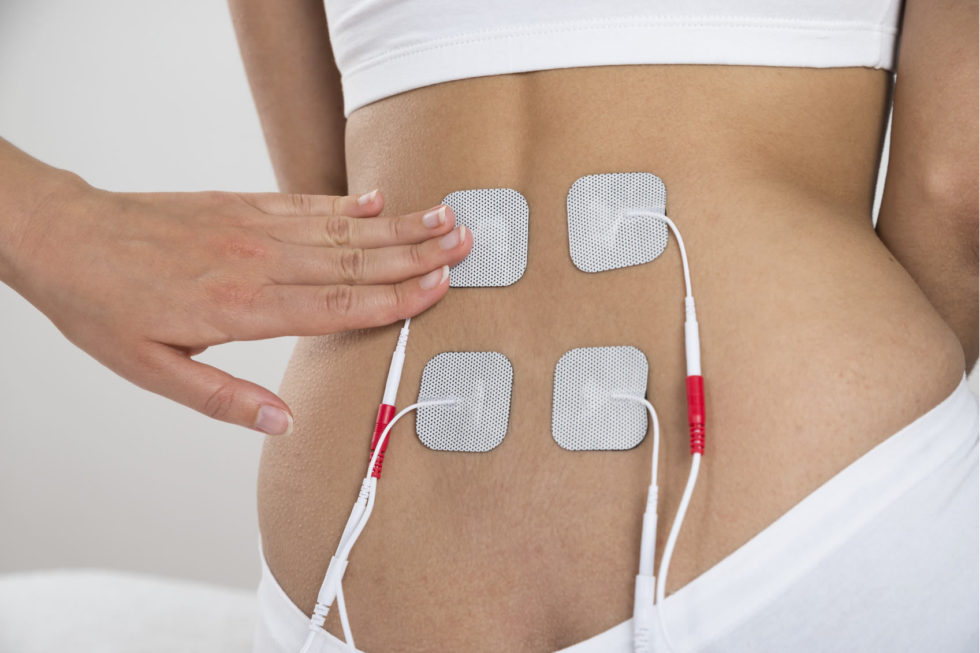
418,264,451,291
356,189,378,206
394,265,451,320
254,402,294,436
403,266,451,320
421,204,447,229
460,222,473,251
444,223,473,262
353,189,384,216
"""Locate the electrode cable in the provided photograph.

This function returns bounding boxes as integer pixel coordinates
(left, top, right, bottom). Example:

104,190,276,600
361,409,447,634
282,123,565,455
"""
622,209,706,653
610,395,660,574
300,398,458,653
627,211,692,297
302,208,705,653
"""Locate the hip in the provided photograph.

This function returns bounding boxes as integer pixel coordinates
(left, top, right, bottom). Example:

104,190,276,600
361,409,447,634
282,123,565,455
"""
257,186,966,649
255,373,978,652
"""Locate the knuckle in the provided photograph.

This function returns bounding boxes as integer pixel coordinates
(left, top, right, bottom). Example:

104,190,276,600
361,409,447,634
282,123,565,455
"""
202,381,237,420
322,284,355,317
202,190,231,205
338,247,366,282
388,217,405,242
287,193,314,214
407,243,426,270
196,193,240,225
387,282,412,321
324,216,352,246
215,233,270,261
131,344,166,377
203,276,261,310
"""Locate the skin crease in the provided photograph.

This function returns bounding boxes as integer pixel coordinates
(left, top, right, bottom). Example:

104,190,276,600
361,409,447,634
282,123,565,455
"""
259,69,968,652
0,137,472,435
228,2,977,651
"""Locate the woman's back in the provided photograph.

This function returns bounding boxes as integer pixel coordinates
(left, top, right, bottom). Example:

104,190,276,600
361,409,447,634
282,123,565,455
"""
256,61,968,651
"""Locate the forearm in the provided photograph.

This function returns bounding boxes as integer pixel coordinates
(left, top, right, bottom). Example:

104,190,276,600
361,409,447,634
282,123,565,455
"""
0,138,87,286
228,0,347,195
0,133,464,436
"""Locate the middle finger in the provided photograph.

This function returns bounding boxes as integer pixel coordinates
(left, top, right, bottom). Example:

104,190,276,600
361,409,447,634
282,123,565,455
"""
268,224,471,285
265,204,456,249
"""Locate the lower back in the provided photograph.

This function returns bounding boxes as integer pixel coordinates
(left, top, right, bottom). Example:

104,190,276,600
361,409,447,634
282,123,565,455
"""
258,64,966,651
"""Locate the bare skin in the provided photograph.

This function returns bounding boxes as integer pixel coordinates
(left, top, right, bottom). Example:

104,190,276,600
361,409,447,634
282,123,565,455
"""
0,139,472,436
230,1,978,650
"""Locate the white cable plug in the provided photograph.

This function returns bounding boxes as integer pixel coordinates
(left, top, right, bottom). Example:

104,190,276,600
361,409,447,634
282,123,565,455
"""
617,393,702,653
300,398,457,653
622,211,706,653
611,395,663,652
382,319,411,406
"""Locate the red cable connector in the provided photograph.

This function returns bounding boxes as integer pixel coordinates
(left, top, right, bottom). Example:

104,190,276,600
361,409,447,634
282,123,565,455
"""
369,403,397,478
686,374,705,455
367,319,411,479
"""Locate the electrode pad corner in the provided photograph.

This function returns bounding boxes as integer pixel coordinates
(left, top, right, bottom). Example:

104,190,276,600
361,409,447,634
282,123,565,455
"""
416,351,514,452
442,188,529,287
566,172,669,273
552,346,649,451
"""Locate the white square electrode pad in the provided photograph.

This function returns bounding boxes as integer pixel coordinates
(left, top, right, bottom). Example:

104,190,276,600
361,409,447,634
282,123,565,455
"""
566,172,669,273
552,346,649,451
442,188,529,287
416,351,514,452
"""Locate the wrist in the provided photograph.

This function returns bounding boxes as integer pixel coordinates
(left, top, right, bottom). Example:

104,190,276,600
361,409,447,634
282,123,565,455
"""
0,163,92,287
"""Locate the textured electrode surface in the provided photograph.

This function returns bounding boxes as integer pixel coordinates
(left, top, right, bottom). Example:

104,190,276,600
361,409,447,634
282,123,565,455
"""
442,188,529,287
416,351,514,452
566,172,669,273
552,346,650,451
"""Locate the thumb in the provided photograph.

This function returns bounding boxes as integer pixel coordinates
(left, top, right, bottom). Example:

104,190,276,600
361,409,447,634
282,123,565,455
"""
134,342,294,436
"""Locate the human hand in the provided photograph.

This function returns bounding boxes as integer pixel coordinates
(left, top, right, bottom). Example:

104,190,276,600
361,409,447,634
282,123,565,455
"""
1,178,471,435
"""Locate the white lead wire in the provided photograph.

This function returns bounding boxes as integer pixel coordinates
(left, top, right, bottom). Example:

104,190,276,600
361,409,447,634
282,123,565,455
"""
620,210,703,653
656,452,702,653
302,398,458,653
628,210,693,300
612,394,662,574
310,213,697,652
335,583,355,650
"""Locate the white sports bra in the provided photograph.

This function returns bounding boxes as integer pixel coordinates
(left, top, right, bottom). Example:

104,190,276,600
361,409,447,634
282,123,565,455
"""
324,0,903,116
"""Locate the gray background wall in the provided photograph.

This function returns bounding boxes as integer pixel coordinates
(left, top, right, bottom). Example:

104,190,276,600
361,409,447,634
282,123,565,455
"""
0,0,976,591
0,0,284,589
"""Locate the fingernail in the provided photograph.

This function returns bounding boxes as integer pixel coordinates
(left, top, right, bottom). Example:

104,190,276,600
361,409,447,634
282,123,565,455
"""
255,405,293,436
419,265,449,290
357,189,378,206
422,206,446,228
438,225,466,250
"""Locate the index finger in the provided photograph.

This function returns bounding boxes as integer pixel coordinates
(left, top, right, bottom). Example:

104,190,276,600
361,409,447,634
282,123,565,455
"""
236,188,384,218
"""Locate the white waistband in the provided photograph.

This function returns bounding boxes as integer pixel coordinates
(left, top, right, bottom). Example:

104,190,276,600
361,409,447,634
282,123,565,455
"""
254,373,978,652
337,15,899,116
662,372,977,649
